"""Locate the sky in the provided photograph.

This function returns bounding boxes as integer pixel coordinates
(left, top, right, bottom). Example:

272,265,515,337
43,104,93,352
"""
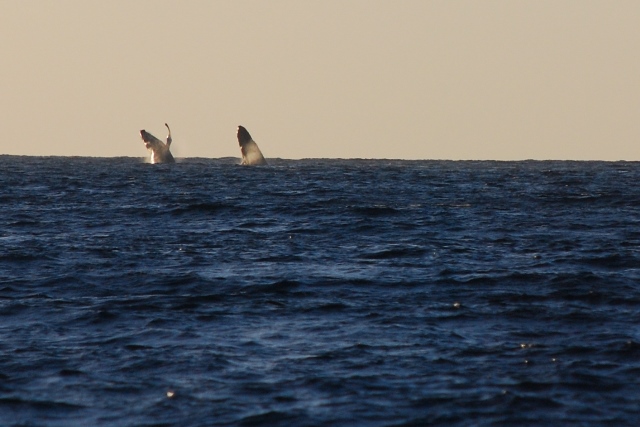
1,0,639,160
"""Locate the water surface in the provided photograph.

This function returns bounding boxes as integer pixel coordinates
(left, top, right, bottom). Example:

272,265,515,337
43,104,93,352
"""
1,156,639,426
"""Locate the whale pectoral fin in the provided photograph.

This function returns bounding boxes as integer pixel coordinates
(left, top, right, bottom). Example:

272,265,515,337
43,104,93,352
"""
165,123,172,147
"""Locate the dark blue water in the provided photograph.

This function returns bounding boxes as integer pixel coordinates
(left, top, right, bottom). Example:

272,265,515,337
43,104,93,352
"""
1,156,639,426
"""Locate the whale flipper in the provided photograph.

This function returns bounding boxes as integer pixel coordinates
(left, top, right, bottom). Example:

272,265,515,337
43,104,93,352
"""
165,123,172,147
140,124,175,164
237,125,267,166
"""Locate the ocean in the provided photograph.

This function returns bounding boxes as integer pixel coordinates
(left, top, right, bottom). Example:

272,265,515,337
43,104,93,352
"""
1,156,639,426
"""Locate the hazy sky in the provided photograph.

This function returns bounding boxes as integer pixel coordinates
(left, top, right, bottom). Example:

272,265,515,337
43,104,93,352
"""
2,1,639,160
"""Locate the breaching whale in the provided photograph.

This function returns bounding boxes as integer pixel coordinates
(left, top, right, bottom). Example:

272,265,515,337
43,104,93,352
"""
237,125,267,165
139,123,175,164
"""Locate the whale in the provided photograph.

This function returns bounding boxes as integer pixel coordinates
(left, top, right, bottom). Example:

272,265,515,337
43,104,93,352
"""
237,125,267,165
139,123,175,164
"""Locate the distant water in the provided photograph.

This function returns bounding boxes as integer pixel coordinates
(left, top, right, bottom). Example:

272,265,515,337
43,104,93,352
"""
1,155,639,426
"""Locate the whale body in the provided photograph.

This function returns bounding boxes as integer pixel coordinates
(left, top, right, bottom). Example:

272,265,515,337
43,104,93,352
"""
237,125,267,166
140,123,175,164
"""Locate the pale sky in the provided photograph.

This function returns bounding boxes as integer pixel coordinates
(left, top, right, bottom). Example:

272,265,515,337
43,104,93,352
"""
2,0,639,160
